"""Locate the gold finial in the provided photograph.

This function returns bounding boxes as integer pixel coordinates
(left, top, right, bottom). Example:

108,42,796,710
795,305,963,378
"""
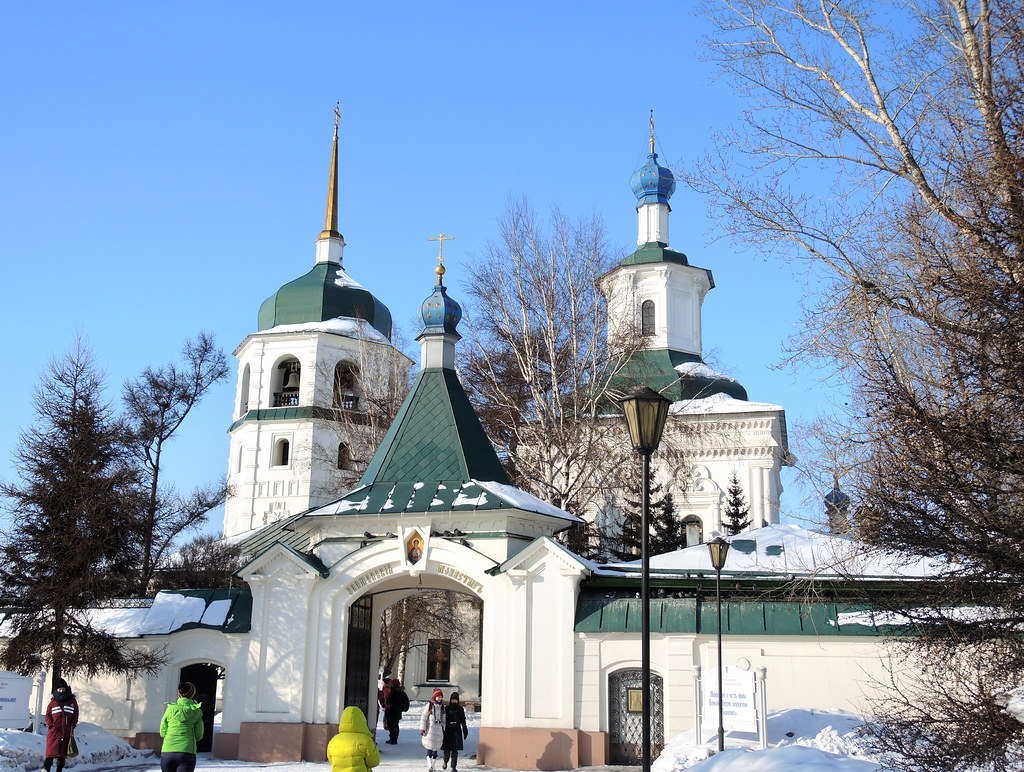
650,109,655,154
320,103,341,239
428,233,454,284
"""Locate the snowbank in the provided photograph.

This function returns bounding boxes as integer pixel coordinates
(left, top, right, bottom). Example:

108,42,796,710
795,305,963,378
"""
0,722,149,771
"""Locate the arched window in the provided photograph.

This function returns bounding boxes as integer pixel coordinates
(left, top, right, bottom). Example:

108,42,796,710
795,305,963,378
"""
273,438,290,467
239,364,251,415
641,300,655,336
333,361,360,410
337,442,351,470
683,515,703,548
274,359,301,407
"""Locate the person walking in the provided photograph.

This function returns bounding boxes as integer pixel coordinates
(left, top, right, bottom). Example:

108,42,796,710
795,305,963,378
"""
43,678,78,772
327,705,381,772
440,692,468,772
159,681,204,772
383,678,409,744
375,677,392,737
420,688,445,771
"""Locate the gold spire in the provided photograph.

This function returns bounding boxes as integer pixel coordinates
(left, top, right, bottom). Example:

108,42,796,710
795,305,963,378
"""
428,233,454,285
650,109,655,154
319,102,342,240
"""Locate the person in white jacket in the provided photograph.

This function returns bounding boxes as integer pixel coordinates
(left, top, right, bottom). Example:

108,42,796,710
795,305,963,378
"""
419,688,445,771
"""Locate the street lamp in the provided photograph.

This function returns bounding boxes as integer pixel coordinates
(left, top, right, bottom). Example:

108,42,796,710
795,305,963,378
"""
619,386,671,772
707,535,730,752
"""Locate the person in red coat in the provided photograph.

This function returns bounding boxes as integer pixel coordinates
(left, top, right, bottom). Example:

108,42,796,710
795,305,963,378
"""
44,678,79,772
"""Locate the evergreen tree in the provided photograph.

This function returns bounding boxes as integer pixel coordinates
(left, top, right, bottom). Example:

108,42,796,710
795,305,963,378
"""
0,342,163,682
723,472,750,535
649,483,681,555
609,470,679,560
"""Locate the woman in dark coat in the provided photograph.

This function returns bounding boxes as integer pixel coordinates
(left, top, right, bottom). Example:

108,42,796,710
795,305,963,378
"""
383,678,410,744
440,692,468,772
44,678,79,772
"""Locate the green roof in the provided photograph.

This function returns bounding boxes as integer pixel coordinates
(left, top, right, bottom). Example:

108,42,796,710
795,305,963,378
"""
257,262,393,338
608,349,748,402
619,243,708,278
574,594,897,636
359,367,510,486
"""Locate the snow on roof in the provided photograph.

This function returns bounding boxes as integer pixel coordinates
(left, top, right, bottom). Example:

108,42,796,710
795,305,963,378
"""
71,592,243,638
674,361,741,383
670,391,783,415
597,523,947,580
474,479,581,522
263,317,389,343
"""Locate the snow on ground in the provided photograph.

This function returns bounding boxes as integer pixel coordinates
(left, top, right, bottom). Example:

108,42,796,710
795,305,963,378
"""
0,703,904,772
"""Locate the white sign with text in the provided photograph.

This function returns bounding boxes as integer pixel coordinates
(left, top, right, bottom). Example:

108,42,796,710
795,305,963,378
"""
703,665,757,734
0,672,33,729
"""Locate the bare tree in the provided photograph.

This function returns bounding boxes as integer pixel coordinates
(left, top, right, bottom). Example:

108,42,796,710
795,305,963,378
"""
460,199,649,554
694,2,1024,768
152,535,245,592
308,330,413,499
122,332,230,595
378,591,480,682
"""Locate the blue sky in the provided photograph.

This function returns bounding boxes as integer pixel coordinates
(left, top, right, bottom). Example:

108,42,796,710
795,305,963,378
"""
0,2,831,530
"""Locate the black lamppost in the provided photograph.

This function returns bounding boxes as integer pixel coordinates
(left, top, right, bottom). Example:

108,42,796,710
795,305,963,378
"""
619,386,671,772
707,536,731,752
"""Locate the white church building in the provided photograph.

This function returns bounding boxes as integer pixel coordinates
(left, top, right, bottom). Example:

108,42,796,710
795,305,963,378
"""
1,122,936,769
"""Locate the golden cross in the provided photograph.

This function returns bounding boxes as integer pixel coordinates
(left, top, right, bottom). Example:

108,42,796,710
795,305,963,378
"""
428,233,454,285
650,109,655,154
428,232,454,262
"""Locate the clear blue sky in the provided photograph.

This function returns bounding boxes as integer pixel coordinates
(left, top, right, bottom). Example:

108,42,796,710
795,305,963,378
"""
0,2,830,530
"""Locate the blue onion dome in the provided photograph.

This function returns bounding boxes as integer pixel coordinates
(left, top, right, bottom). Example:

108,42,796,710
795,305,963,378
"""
630,152,676,205
824,478,851,511
419,263,462,334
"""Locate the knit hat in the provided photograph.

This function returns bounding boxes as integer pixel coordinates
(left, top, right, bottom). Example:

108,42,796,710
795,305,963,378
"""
178,681,196,699
391,678,401,687
432,688,444,701
450,692,460,702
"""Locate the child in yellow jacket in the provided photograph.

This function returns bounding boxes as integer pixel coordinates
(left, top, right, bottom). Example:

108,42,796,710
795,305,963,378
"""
328,706,381,772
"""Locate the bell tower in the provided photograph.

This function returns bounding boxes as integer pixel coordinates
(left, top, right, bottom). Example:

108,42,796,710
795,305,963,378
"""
223,110,412,538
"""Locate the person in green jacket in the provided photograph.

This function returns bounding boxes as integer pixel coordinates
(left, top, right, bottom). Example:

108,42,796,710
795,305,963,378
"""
159,681,205,772
327,705,381,772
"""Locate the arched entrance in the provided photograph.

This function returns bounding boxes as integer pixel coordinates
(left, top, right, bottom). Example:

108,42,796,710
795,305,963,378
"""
179,662,222,753
608,668,664,764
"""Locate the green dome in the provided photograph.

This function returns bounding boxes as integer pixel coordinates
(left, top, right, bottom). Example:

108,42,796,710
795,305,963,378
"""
257,262,393,339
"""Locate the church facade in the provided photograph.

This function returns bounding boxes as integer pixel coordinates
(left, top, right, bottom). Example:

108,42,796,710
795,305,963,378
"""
2,122,930,769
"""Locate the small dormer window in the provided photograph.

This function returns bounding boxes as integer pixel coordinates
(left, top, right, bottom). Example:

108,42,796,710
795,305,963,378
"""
641,300,655,336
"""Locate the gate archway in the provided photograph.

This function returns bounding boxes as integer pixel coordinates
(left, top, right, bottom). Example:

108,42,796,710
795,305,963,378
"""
608,668,664,764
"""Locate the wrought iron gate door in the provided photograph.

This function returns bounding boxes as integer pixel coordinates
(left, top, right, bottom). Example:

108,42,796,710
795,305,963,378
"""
609,669,664,765
343,596,373,716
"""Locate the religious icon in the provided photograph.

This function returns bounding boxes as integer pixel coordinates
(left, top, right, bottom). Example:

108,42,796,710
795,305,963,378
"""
627,688,643,713
407,533,423,564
